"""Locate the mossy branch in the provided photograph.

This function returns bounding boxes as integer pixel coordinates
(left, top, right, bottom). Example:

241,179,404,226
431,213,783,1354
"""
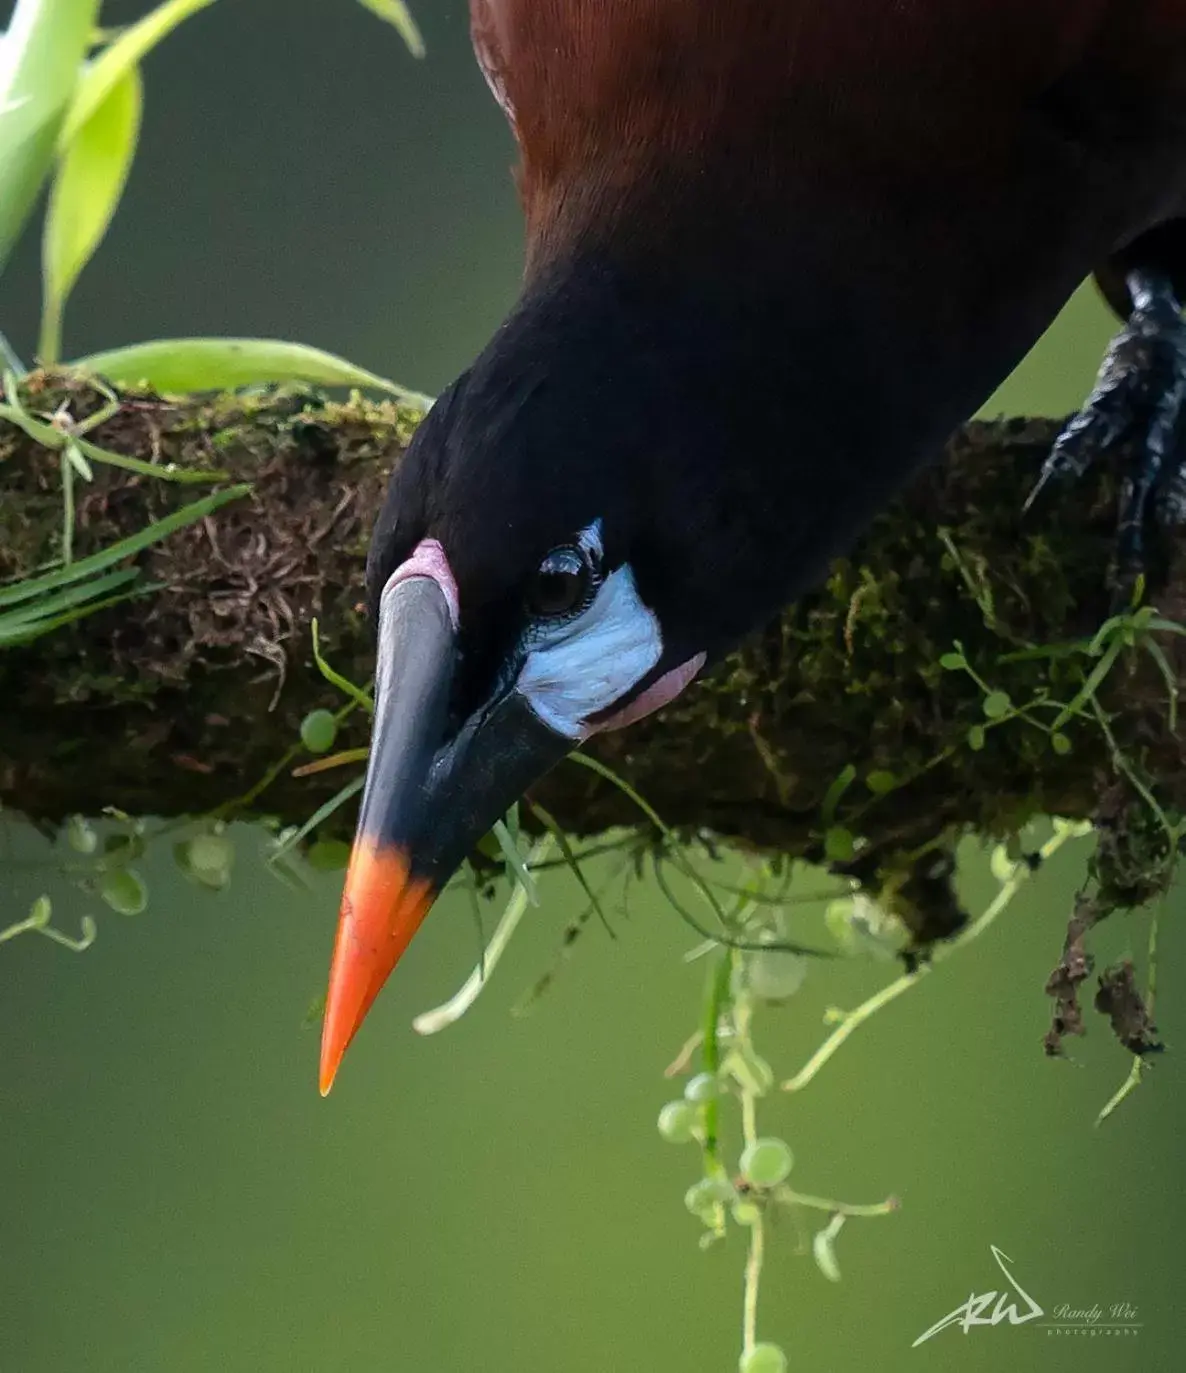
2,370,1184,905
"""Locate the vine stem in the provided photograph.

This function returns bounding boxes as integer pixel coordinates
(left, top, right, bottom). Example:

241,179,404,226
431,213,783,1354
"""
411,834,556,1035
782,822,1088,1092
700,950,733,1173
1096,903,1161,1126
743,1203,765,1356
781,968,929,1093
0,909,96,951
736,994,764,1356
775,1189,899,1218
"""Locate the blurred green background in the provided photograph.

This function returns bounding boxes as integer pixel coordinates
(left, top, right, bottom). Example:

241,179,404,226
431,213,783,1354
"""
1,3,1182,1371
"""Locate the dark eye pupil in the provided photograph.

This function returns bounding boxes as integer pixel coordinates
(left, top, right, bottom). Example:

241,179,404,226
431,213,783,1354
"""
529,550,589,617
535,570,581,613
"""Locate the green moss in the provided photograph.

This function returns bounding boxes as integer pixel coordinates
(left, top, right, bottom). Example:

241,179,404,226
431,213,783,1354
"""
1,382,1181,950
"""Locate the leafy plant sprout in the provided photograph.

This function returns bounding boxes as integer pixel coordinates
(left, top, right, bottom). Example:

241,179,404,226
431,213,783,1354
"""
0,0,428,652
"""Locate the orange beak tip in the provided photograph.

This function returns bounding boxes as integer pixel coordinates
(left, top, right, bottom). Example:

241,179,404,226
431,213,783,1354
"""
317,841,437,1096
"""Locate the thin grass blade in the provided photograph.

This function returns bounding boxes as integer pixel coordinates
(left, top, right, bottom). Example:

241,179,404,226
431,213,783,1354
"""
0,483,249,609
0,566,137,631
0,399,226,481
492,818,540,906
528,800,614,937
267,775,365,863
0,577,149,646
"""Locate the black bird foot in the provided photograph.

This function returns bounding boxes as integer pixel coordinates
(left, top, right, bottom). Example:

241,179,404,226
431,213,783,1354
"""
1025,269,1186,602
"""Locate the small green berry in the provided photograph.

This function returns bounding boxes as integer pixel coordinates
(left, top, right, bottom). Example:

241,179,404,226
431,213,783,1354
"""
300,709,338,754
723,1047,776,1096
684,1176,735,1216
824,825,855,862
731,1200,761,1227
683,1071,720,1103
657,1100,698,1144
98,868,147,916
739,1137,794,1188
746,949,808,1003
188,833,234,879
66,815,97,854
982,690,1012,720
740,1342,787,1373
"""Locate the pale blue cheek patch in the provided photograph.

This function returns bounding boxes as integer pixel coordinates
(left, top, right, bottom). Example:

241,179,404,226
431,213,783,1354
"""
515,563,662,739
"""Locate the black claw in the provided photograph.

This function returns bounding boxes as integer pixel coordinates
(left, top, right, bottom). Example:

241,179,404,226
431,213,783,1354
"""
1028,269,1186,599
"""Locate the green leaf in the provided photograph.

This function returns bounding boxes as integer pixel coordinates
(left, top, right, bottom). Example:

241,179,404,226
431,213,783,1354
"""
0,0,100,278
967,724,986,751
66,814,97,854
938,651,966,671
98,866,147,915
982,690,1012,720
70,336,428,401
1051,731,1072,756
1145,615,1186,637
823,826,856,863
59,0,216,147
812,1228,842,1283
28,894,52,928
865,769,897,795
354,0,425,57
41,63,142,362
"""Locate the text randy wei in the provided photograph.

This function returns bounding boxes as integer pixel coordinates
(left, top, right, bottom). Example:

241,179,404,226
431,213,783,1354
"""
1046,1302,1142,1336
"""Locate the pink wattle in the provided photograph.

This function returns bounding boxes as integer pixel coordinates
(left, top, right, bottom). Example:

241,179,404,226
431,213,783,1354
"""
382,538,461,628
591,652,707,733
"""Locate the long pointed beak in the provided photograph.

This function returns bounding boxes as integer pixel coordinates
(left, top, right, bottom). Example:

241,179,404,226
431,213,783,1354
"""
319,573,570,1095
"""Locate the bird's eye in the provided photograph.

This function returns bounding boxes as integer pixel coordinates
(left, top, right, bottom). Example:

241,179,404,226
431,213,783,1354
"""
527,547,594,619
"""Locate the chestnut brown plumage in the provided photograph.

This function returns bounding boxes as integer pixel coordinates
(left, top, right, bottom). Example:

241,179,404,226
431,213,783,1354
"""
320,1,1186,1093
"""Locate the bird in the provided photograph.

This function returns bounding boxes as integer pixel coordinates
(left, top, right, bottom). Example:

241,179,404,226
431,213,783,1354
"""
318,0,1186,1094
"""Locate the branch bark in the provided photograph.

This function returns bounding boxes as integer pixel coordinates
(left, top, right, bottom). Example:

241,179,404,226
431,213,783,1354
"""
2,371,1184,911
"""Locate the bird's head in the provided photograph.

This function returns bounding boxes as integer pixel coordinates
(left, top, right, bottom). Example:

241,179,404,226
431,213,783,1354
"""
318,264,739,1094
